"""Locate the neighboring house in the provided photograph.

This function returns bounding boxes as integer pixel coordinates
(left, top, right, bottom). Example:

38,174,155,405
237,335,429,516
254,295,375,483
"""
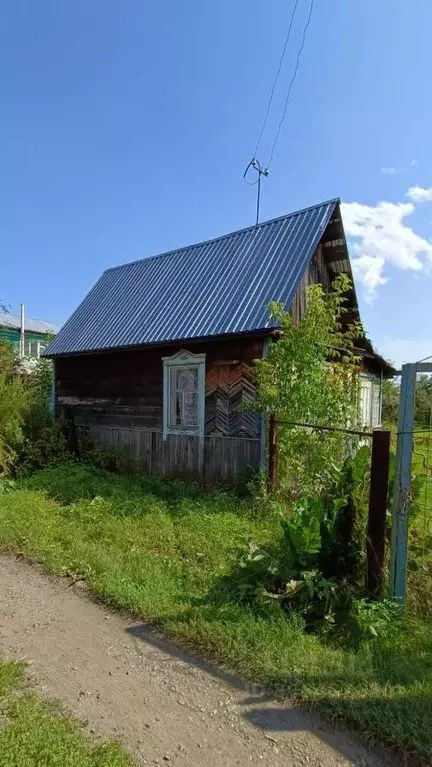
0,312,60,359
45,198,395,482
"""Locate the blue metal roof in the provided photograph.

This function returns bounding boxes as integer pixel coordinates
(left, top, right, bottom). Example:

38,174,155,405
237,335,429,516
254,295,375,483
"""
45,198,339,357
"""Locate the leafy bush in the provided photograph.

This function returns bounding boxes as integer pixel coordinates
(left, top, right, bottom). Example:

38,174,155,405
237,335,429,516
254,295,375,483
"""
227,446,385,638
17,423,73,476
254,274,363,504
383,374,432,427
0,340,30,472
14,356,76,475
23,357,53,439
0,342,71,476
347,597,401,640
0,477,16,494
78,436,141,476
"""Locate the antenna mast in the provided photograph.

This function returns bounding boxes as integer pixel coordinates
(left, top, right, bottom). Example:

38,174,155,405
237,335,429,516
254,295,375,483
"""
243,158,269,226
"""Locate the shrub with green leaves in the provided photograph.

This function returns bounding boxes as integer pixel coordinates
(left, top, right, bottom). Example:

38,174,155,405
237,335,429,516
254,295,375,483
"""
254,274,363,503
226,446,385,639
0,340,31,472
0,339,73,476
382,374,432,427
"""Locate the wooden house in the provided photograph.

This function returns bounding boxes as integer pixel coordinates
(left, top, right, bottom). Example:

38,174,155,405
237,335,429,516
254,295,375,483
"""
45,199,394,483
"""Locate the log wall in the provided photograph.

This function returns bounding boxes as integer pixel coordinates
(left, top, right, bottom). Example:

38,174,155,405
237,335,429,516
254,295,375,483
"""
56,336,264,483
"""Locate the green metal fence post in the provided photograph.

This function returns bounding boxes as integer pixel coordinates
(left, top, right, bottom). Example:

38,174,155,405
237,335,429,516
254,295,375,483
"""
389,363,416,603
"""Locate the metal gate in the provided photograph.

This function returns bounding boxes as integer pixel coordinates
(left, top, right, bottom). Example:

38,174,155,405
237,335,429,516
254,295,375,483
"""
390,359,432,608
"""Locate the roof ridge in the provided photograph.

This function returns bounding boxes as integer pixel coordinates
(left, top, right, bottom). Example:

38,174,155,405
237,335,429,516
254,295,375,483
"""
104,197,340,274
0,311,57,324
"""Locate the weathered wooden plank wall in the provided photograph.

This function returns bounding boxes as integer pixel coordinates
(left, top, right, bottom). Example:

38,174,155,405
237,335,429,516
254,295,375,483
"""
56,336,263,439
76,425,259,484
290,245,329,323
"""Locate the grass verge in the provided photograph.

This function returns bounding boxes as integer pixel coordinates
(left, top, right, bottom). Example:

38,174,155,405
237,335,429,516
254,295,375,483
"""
0,657,133,766
0,463,431,763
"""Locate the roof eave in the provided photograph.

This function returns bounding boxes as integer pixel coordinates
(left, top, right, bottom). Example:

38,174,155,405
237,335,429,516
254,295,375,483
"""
43,327,276,359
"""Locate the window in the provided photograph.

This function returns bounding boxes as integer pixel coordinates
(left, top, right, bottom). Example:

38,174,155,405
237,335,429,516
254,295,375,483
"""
162,350,205,439
359,377,372,427
23,338,46,358
371,377,382,427
24,338,39,358
359,374,382,428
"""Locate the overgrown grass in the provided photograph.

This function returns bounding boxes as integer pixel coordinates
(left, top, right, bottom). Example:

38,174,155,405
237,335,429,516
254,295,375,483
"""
0,657,133,766
1,463,432,762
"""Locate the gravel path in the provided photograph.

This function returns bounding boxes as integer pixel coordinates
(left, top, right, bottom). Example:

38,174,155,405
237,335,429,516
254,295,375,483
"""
0,556,390,767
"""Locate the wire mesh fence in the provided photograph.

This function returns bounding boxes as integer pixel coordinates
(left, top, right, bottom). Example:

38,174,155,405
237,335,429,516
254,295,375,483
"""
407,400,432,617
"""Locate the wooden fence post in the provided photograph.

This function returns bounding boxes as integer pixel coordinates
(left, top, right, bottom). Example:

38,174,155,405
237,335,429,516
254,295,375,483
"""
267,413,278,493
366,429,391,597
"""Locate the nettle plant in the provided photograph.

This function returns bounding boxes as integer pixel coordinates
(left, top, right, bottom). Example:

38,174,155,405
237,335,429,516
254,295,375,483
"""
254,274,363,503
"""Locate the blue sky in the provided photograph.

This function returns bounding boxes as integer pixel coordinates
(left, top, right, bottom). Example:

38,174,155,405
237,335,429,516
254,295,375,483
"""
1,0,431,367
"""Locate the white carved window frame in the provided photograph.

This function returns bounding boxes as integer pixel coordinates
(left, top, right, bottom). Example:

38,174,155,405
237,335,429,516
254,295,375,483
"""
359,373,382,428
162,350,206,441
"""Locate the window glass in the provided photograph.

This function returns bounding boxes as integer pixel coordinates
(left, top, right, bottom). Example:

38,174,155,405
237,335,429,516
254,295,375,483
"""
371,379,382,427
170,367,198,390
359,379,372,427
169,366,199,427
24,338,39,357
163,353,205,437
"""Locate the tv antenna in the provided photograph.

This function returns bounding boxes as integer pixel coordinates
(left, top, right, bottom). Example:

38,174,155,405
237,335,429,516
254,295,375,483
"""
243,158,269,226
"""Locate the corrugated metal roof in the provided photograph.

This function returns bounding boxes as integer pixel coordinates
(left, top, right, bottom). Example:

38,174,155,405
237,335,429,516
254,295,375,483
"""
0,312,60,335
45,198,339,357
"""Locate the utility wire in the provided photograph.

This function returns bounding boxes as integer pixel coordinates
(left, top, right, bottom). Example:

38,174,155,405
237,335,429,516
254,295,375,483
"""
267,0,315,169
253,0,301,159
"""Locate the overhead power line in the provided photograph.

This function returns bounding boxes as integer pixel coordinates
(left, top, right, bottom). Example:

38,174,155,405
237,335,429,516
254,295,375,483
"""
243,0,315,225
253,0,301,160
267,0,315,169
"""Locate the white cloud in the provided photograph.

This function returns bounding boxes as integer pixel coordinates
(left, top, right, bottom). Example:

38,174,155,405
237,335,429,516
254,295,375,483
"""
381,160,416,175
406,185,432,203
341,199,432,302
351,255,387,303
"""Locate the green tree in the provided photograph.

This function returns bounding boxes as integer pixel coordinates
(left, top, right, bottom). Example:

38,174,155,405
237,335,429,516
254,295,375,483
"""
0,334,62,475
382,375,432,427
254,274,363,503
0,340,30,471
415,374,432,426
382,378,399,425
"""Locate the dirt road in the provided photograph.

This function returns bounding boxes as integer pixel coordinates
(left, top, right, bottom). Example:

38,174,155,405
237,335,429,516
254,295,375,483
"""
0,556,389,767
